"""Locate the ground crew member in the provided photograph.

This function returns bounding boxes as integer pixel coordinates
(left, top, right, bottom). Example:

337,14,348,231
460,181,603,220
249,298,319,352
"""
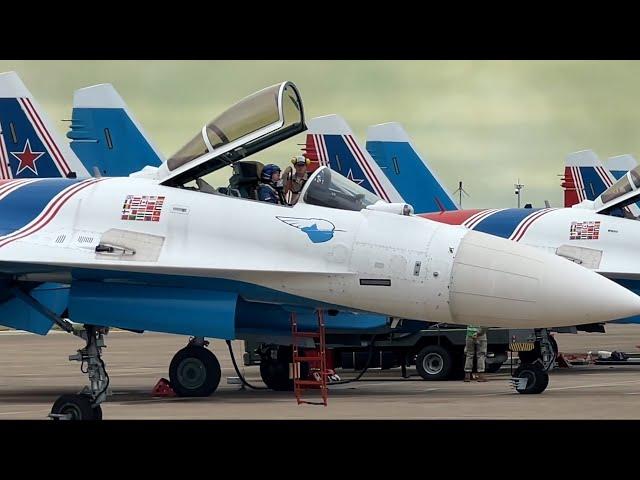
464,325,488,382
257,164,285,205
283,155,310,205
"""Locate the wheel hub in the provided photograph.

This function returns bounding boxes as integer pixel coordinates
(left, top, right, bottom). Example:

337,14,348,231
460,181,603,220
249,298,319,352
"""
423,353,443,374
178,358,206,389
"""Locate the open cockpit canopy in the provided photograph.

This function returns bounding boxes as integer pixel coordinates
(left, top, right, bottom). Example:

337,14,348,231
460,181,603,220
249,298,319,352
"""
161,81,305,185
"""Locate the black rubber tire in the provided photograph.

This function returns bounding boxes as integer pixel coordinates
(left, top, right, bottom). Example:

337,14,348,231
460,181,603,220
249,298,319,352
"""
415,345,453,381
169,346,221,397
260,346,293,391
51,394,99,420
259,346,311,391
514,363,549,394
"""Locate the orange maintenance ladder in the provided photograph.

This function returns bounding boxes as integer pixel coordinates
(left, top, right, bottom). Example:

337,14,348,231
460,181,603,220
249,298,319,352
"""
291,310,328,406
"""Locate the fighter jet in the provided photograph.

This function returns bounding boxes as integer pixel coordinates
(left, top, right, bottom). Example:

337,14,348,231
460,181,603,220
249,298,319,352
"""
2,77,639,419
306,115,640,318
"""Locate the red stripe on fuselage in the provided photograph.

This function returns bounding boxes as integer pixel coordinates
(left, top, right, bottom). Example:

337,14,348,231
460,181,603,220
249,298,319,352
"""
421,209,485,225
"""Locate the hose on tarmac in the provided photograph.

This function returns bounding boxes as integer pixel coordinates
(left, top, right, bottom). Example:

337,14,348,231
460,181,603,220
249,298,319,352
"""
226,334,379,389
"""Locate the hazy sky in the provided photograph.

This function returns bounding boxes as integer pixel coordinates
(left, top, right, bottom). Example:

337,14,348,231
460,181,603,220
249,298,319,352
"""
1,60,639,208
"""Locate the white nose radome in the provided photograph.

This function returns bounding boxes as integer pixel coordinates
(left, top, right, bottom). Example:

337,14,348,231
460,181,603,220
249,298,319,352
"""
449,230,640,328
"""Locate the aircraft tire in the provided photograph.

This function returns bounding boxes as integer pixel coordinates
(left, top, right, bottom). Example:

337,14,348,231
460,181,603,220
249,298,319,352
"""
169,346,221,397
259,346,309,391
514,363,549,394
260,346,294,391
51,394,101,420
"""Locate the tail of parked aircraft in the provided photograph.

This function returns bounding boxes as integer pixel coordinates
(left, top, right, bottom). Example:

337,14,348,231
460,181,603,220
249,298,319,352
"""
366,122,458,213
607,154,638,180
304,115,404,204
67,84,164,177
563,150,640,217
562,150,615,207
0,71,88,179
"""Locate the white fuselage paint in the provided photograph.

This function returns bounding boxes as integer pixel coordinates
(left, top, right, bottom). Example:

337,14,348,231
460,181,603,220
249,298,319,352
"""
2,178,640,328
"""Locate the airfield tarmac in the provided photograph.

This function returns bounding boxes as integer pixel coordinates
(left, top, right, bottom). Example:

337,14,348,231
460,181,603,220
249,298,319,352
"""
1,324,640,420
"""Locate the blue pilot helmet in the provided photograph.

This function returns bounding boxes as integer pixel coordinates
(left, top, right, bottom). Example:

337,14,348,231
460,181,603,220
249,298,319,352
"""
261,164,281,183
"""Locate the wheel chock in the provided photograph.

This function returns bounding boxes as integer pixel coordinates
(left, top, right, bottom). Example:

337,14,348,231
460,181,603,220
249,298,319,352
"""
152,378,176,397
556,353,572,368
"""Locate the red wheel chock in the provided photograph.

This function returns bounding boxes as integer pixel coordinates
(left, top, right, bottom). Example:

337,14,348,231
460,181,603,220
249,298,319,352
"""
152,378,176,397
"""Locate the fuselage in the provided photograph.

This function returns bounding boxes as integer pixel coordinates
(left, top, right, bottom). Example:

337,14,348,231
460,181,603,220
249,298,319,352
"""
1,177,639,332
422,207,640,287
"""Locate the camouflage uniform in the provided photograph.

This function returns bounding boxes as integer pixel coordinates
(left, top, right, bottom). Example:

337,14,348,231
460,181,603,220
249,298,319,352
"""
284,168,308,205
464,325,488,373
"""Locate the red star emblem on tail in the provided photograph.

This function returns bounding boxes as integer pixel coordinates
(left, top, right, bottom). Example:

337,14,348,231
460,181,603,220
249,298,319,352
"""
10,139,45,175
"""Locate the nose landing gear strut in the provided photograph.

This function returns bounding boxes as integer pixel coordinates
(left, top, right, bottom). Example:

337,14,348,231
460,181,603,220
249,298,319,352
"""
49,325,110,421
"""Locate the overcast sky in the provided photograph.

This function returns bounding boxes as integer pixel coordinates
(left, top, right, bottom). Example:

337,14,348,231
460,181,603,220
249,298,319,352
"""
1,60,639,208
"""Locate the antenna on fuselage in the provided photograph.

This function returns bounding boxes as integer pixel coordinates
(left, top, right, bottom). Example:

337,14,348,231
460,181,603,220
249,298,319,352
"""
453,181,470,208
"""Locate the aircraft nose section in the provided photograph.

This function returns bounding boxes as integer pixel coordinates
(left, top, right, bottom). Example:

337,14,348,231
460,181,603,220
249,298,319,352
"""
449,230,640,328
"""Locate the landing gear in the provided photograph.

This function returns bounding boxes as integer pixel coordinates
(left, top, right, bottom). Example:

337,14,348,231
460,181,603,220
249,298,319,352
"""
51,394,102,420
259,345,308,391
517,329,557,371
511,329,555,394
512,363,549,394
169,337,221,397
50,325,110,421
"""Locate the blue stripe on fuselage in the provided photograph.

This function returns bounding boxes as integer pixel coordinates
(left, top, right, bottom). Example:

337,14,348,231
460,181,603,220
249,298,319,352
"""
472,208,543,239
0,179,81,235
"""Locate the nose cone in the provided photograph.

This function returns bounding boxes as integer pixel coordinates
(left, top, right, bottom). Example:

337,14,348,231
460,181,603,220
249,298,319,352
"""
449,230,640,328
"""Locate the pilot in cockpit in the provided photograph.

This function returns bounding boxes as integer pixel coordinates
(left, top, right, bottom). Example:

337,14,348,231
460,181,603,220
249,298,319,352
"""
257,164,286,205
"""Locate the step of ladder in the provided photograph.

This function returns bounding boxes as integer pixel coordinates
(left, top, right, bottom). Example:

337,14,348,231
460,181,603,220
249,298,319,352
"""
291,310,328,406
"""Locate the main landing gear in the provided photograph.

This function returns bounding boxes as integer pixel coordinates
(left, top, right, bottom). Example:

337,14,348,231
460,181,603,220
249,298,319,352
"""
169,337,221,397
50,325,110,421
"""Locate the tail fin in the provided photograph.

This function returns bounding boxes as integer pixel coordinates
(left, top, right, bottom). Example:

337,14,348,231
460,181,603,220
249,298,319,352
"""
562,150,615,207
67,84,164,177
607,154,638,180
0,71,88,179
366,122,458,213
305,115,404,203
